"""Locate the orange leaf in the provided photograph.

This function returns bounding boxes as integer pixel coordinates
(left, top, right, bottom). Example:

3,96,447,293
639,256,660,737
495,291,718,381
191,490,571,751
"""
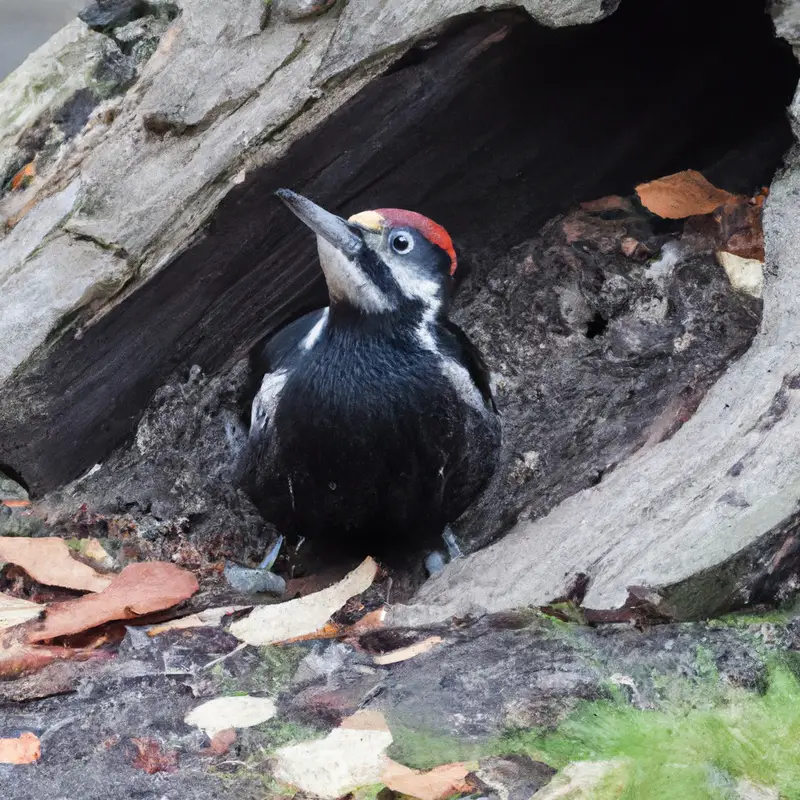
0,624,97,678
131,737,179,774
382,759,474,800
0,536,112,593
202,728,237,756
0,732,41,764
0,500,31,508
10,162,35,192
279,620,343,644
636,170,738,219
28,562,199,643
346,606,387,636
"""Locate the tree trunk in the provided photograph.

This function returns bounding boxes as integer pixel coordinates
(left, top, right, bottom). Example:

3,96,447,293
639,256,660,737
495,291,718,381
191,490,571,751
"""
1,0,800,621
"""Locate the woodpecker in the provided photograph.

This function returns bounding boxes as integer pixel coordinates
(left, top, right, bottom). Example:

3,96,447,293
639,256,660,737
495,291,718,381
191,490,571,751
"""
243,190,500,558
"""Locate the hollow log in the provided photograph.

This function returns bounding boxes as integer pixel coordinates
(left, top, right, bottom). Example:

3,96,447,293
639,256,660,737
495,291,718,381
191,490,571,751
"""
2,0,800,620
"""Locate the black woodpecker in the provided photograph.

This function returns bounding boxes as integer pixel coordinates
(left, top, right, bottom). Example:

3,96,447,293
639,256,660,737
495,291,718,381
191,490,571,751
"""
243,190,501,559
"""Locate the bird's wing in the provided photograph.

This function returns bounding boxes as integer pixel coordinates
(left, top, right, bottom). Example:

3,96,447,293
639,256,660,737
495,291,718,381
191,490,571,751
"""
441,319,498,413
245,308,329,429
251,307,329,375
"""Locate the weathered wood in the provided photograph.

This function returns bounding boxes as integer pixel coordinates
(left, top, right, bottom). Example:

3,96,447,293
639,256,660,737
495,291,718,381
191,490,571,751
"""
0,0,794,495
2,0,800,622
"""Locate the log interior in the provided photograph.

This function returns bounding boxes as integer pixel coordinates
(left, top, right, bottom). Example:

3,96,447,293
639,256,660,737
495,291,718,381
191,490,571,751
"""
0,0,796,499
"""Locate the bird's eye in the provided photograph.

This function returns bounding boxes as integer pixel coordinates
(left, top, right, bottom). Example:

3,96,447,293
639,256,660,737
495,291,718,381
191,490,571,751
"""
390,232,414,254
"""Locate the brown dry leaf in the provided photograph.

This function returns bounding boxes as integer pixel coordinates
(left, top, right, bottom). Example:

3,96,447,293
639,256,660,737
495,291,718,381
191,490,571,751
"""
279,620,343,644
346,606,387,636
202,728,237,756
229,557,378,647
131,737,179,774
0,537,112,593
382,759,474,800
0,624,86,678
147,604,250,636
339,710,390,732
373,636,443,666
265,604,387,645
28,562,199,643
0,732,41,765
0,593,43,629
635,170,738,219
713,194,766,261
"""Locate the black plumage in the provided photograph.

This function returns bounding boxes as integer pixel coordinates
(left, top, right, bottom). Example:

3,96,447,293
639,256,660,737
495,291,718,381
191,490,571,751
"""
242,191,500,555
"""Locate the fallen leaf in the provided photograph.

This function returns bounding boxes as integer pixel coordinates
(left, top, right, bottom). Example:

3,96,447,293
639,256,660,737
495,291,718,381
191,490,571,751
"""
280,620,343,644
713,194,766,261
339,710,390,732
716,251,764,298
382,759,474,800
636,170,738,219
130,737,179,774
272,710,392,799
0,537,112,593
346,606,387,636
147,604,250,636
184,695,277,737
229,557,378,647
10,162,35,192
0,625,86,678
0,500,31,508
202,728,237,756
28,562,199,643
373,636,443,666
0,732,41,764
274,604,387,646
0,593,43,629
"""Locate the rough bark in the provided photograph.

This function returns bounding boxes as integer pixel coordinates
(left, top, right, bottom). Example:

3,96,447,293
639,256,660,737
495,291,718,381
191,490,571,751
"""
1,0,800,622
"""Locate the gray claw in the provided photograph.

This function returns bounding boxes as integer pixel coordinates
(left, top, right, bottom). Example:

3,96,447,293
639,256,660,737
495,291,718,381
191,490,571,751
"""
258,534,284,570
442,525,464,561
224,561,286,595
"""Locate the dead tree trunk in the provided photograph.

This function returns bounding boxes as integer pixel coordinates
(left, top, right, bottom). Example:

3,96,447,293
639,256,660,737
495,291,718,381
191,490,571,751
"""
2,0,800,620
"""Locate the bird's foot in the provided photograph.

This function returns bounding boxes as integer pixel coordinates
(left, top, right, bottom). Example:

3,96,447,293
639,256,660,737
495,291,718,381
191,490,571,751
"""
224,535,286,595
425,526,465,577
442,525,464,561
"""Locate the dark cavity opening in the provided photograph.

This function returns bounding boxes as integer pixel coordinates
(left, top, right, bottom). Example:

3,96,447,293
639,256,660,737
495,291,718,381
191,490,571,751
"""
585,312,609,340
0,0,797,496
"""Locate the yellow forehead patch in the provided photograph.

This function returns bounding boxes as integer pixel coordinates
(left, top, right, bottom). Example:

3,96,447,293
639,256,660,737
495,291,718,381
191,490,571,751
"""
347,210,385,232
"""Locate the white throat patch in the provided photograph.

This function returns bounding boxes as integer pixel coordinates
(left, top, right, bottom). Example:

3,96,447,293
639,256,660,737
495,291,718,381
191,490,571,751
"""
317,237,392,313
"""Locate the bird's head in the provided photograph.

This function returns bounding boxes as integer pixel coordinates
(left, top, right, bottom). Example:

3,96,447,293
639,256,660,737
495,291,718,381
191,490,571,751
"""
276,189,457,315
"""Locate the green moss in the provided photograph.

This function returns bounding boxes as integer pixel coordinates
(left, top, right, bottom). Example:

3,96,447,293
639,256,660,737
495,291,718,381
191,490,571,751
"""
496,661,800,800
716,600,800,628
246,717,322,752
385,723,494,771
211,644,306,697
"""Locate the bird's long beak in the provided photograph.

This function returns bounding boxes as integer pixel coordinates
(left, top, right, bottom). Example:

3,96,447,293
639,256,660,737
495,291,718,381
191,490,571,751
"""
276,189,362,256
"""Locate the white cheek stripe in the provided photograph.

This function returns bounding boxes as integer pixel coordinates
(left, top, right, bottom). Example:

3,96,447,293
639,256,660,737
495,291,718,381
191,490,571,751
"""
415,303,486,413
